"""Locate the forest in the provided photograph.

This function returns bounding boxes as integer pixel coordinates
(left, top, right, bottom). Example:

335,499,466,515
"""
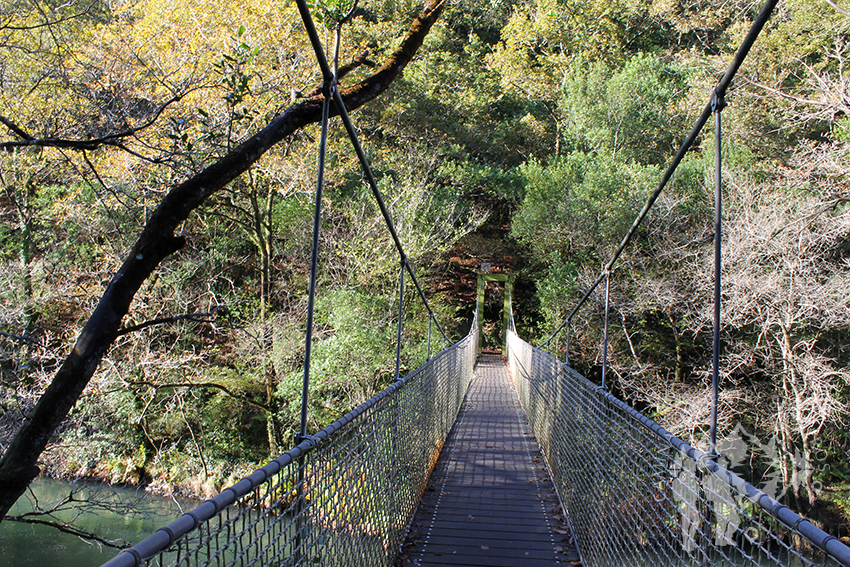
0,0,849,536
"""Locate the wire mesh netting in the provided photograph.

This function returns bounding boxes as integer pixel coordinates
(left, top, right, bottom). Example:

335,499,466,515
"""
507,330,850,567
101,318,478,567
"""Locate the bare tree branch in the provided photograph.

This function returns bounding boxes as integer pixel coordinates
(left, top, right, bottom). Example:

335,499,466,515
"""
743,41,850,126
823,0,850,16
0,1,103,31
0,115,33,141
0,94,186,152
0,330,42,347
769,193,850,240
3,515,130,549
115,309,222,336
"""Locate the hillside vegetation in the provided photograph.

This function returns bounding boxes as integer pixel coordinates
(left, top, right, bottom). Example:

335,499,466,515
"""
1,0,848,526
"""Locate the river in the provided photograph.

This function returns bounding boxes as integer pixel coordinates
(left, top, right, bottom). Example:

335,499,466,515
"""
0,477,196,567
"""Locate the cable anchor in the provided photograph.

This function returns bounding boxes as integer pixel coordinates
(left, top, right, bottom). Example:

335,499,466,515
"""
711,89,727,113
321,78,336,100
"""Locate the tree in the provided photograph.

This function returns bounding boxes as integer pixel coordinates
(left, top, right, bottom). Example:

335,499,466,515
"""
718,175,850,508
507,0,850,518
0,0,447,519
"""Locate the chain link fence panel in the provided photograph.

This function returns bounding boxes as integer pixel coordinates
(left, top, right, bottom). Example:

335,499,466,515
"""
100,319,478,567
507,330,850,567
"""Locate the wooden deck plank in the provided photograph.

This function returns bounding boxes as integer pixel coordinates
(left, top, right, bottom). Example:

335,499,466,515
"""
398,354,580,567
427,510,550,522
425,520,554,534
421,544,564,560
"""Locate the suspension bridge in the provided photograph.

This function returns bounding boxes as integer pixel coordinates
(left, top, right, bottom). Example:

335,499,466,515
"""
99,302,850,567
97,0,850,565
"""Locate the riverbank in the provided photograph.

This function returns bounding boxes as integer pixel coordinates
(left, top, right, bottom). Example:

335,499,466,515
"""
39,437,263,502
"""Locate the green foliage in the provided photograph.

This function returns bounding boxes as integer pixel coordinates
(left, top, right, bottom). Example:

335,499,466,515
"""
532,253,579,340
193,27,261,154
834,118,850,144
202,388,267,462
559,53,689,164
512,152,657,262
436,150,523,202
285,288,397,422
308,0,356,30
277,286,439,431
820,485,850,522
2,0,848,526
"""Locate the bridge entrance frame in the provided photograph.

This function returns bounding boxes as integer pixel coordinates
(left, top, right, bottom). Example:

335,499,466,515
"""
475,272,514,352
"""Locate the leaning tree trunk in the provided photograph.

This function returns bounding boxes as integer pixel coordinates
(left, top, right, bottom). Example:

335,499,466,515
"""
0,0,445,519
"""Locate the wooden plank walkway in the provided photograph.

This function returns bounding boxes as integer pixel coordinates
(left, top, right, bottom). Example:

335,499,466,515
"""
398,354,580,567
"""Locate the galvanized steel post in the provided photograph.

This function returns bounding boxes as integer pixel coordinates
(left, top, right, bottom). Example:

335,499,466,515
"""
502,275,513,353
476,274,485,350
427,314,432,361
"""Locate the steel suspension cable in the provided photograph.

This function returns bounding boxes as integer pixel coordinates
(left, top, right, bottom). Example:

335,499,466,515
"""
543,0,779,349
710,90,726,456
294,33,336,565
297,0,352,444
329,91,449,343
293,0,450,346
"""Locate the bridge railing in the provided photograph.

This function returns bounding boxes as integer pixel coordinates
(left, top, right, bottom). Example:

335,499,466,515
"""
102,314,478,567
508,330,850,567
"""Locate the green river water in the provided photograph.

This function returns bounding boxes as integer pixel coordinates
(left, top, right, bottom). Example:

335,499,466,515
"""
0,478,196,567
